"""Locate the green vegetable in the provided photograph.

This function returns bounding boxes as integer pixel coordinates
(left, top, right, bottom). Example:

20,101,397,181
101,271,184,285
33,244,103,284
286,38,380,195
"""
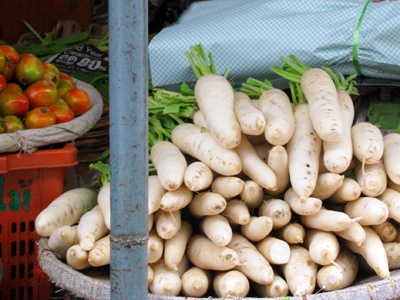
12,21,108,61
89,150,110,191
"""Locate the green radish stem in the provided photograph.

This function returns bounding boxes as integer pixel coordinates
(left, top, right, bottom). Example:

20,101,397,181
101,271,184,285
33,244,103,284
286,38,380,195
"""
185,44,229,79
240,78,274,98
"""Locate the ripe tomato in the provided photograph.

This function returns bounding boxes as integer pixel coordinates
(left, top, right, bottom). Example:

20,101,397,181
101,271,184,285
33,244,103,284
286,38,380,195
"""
24,80,57,109
63,88,91,116
47,103,75,124
3,115,25,133
5,83,23,93
24,107,56,129
42,63,60,86
16,56,44,87
0,117,5,134
18,53,36,60
0,75,7,93
55,98,69,106
0,89,29,117
59,72,74,82
0,49,5,74
0,45,19,81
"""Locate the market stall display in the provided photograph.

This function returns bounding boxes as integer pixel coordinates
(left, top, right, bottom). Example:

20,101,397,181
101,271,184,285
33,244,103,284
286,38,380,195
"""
33,42,400,299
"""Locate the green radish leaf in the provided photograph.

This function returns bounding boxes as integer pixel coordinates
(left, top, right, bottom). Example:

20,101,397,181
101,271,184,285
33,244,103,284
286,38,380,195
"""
367,103,400,130
181,81,195,96
163,103,183,114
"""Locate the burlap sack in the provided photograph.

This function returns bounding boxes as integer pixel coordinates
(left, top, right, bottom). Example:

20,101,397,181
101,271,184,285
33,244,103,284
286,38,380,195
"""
0,79,103,153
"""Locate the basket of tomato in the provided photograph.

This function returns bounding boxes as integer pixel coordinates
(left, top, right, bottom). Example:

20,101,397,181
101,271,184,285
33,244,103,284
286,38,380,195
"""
0,45,103,153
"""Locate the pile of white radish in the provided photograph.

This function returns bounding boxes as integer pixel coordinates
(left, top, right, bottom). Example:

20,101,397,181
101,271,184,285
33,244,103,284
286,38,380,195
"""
35,49,400,298
35,184,111,269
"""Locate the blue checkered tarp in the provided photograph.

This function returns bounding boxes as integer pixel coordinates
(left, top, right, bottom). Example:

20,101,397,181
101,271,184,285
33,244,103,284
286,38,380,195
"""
148,0,400,89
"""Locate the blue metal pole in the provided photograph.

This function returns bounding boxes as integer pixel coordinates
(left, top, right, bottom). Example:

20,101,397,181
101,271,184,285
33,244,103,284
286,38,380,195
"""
108,0,148,299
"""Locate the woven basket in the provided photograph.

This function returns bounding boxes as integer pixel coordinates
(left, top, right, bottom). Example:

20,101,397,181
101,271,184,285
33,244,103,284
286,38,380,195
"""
74,96,110,177
38,238,400,300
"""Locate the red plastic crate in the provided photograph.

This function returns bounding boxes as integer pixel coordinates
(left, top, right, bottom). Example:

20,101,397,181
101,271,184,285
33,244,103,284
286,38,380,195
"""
0,143,78,300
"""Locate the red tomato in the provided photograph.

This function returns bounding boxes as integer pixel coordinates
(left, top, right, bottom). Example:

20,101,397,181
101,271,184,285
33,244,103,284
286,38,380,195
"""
47,103,75,124
62,88,91,116
24,80,57,109
55,98,69,106
0,89,29,117
3,115,25,133
5,83,23,93
24,107,56,129
15,56,44,86
0,45,19,81
0,75,7,93
0,117,5,133
42,63,60,86
0,49,5,74
59,72,74,82
18,53,36,60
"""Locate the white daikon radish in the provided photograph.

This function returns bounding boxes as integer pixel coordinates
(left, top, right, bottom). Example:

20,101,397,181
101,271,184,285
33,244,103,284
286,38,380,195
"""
383,133,400,184
213,270,250,298
234,91,266,135
280,245,317,297
383,242,400,270
351,122,384,164
258,88,295,145
228,233,274,285
184,161,213,192
148,265,154,284
211,176,245,199
344,226,390,279
192,110,207,128
148,175,166,215
48,225,79,259
187,234,240,271
323,89,354,173
316,247,358,291
303,229,340,266
199,215,232,247
235,134,278,191
149,259,182,296
223,199,251,225
275,223,306,244
335,222,366,246
301,68,343,142
379,188,400,223
164,221,192,271
284,187,322,216
259,199,292,229
287,103,322,201
372,221,397,243
311,172,344,200
254,142,273,163
148,229,164,264
151,141,187,191
194,74,241,149
181,267,212,297
35,188,97,237
257,236,291,265
171,123,242,176
344,197,389,226
240,216,273,242
188,192,227,218
251,272,289,298
77,205,109,251
66,244,90,270
266,145,290,196
97,182,110,230
300,207,362,232
148,213,154,232
160,185,193,212
355,161,387,197
328,177,362,204
240,180,264,210
155,210,181,240
88,234,110,267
